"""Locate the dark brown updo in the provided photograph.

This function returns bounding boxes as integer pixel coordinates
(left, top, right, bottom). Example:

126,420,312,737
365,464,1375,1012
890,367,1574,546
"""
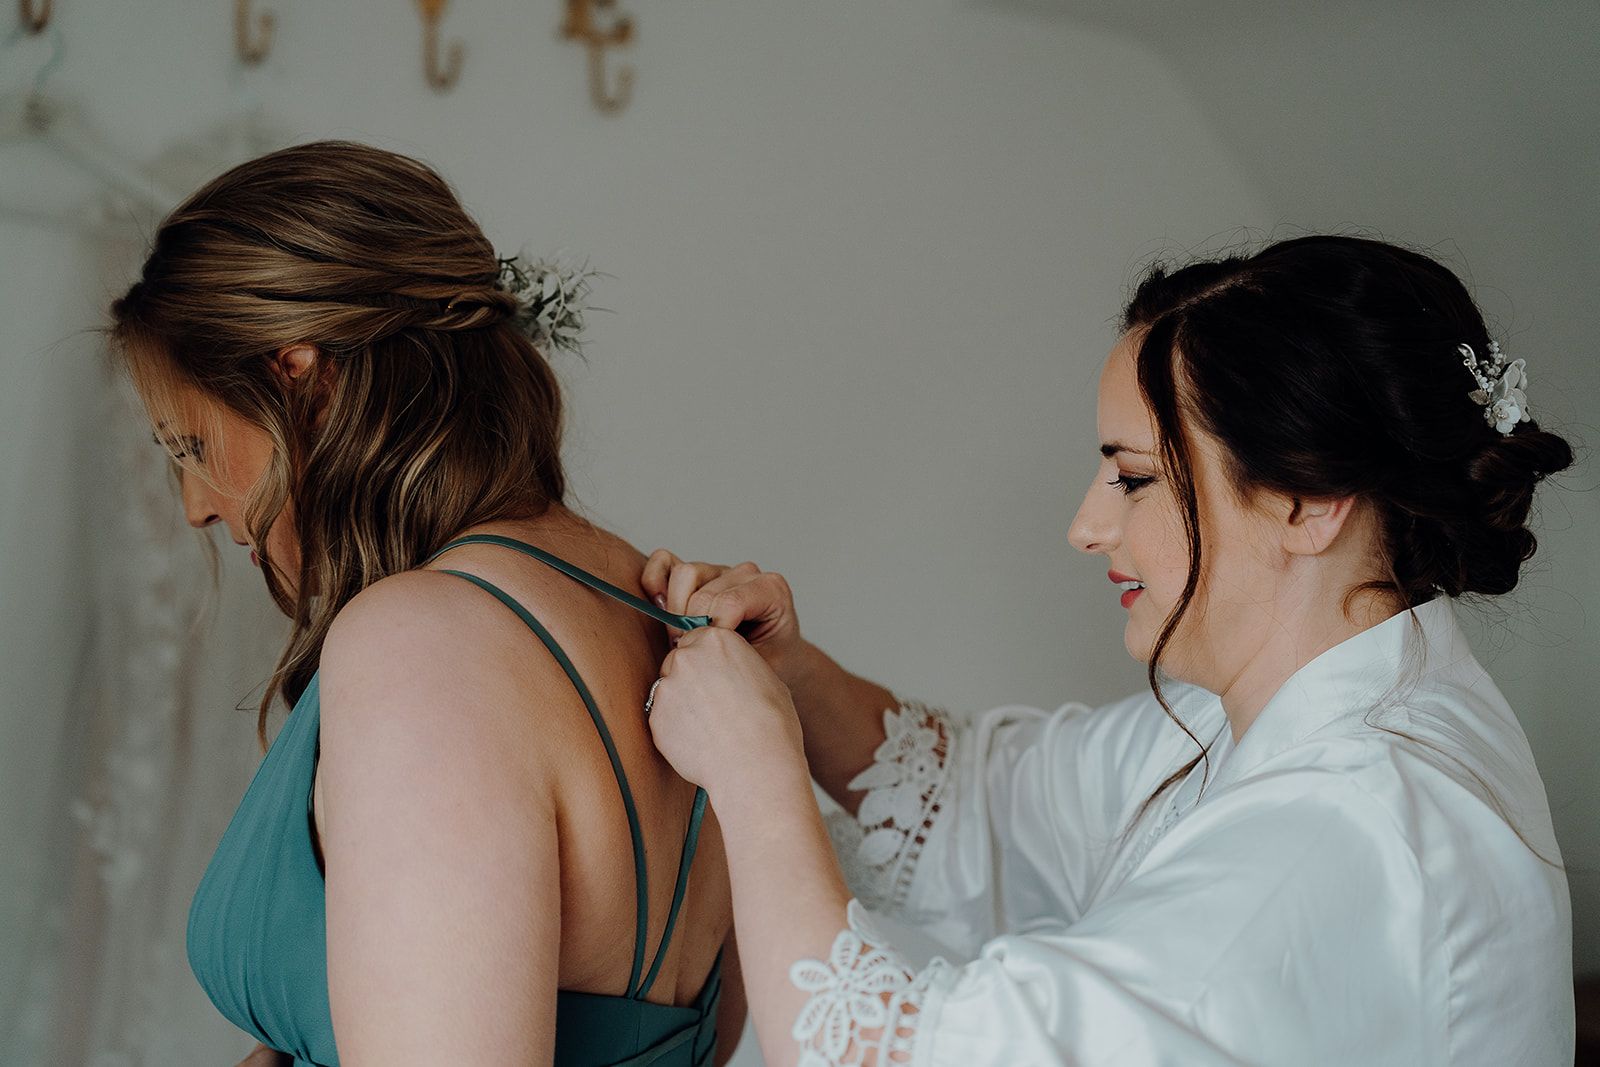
1124,235,1572,618
1118,234,1574,817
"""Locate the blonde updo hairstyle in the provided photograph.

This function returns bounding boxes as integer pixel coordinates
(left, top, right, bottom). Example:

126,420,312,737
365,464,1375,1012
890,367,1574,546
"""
109,140,569,749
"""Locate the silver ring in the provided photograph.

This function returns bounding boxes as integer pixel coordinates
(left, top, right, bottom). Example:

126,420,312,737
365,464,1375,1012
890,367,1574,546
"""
643,677,663,718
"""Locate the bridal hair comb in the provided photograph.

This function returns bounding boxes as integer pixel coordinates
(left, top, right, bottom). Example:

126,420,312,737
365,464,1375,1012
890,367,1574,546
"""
1459,341,1531,435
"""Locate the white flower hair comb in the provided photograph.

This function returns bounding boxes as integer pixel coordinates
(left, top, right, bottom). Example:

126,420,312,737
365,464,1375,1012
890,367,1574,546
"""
1460,341,1530,435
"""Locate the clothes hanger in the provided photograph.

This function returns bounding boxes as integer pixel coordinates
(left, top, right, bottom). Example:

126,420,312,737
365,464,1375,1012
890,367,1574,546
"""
0,23,182,230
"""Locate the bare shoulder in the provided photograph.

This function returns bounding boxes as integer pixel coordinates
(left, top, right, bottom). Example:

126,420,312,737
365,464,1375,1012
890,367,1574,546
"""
318,569,571,782
322,569,509,698
316,569,565,1059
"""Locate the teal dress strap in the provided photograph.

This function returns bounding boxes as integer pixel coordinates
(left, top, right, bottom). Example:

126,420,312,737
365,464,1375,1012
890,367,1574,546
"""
637,787,708,999
427,533,711,633
426,533,712,1002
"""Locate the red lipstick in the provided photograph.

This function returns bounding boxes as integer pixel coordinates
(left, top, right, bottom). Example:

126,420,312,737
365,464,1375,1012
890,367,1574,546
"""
1108,569,1144,609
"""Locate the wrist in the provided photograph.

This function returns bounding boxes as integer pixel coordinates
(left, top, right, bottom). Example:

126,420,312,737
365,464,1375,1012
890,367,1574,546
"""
771,638,830,696
709,756,815,838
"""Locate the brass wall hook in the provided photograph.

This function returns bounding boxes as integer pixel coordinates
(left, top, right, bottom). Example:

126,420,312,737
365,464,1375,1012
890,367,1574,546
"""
416,0,464,92
561,0,634,114
19,0,52,34
234,0,275,65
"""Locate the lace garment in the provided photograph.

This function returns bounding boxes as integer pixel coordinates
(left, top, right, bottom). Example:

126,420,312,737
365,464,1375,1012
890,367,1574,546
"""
789,898,949,1066
833,699,955,913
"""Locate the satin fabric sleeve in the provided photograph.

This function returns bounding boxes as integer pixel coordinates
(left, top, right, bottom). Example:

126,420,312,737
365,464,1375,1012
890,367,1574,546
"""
900,775,1434,1066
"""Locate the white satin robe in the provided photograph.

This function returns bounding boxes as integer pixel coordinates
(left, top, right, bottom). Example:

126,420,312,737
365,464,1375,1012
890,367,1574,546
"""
820,597,1573,1065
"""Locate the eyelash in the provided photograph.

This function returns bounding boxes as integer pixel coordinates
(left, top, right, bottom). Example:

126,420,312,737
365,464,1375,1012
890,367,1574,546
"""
153,432,205,463
1106,473,1155,495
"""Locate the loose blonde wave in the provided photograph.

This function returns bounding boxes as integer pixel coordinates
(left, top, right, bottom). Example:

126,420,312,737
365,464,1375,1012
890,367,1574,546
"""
109,140,569,751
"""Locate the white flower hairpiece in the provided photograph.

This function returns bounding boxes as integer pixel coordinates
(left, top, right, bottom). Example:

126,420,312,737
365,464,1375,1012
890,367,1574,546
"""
1459,341,1530,435
495,253,605,355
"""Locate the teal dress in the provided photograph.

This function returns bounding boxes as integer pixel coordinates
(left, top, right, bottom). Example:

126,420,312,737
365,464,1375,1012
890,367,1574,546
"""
187,534,723,1066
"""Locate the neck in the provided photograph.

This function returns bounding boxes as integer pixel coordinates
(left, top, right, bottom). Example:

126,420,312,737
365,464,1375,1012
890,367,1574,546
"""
1210,582,1401,741
456,499,579,538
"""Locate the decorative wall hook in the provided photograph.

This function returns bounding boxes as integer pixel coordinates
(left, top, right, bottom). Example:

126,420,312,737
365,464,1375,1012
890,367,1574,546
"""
234,0,275,64
19,0,52,34
416,0,464,92
561,0,634,114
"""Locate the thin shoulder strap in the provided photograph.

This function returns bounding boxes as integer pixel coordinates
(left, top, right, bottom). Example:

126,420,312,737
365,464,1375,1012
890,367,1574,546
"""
428,533,712,631
636,786,707,999
424,533,712,1001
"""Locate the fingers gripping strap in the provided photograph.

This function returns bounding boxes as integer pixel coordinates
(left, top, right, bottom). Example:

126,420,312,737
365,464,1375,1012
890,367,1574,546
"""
427,534,712,631
435,568,654,997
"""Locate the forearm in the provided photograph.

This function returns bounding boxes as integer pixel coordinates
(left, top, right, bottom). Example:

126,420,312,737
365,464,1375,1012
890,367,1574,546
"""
713,767,856,1067
776,640,898,815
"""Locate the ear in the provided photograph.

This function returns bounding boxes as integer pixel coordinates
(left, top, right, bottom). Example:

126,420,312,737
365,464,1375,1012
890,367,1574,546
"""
1278,493,1360,557
269,343,320,386
269,344,333,427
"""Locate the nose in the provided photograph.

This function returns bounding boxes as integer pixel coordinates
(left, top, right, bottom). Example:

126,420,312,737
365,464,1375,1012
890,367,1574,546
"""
1068,476,1118,556
179,468,222,530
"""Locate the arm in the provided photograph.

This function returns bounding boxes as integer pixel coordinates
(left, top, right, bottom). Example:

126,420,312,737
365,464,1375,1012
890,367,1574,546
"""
640,552,1201,934
774,640,901,817
642,623,859,1067
641,553,897,815
649,643,1411,1067
720,771,860,1067
317,573,563,1065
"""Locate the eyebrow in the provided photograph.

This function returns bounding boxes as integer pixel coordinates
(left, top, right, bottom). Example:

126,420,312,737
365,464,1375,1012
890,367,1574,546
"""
1100,442,1153,458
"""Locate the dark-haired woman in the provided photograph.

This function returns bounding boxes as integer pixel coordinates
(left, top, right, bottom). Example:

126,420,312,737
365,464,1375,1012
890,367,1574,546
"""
641,235,1575,1065
111,141,738,1065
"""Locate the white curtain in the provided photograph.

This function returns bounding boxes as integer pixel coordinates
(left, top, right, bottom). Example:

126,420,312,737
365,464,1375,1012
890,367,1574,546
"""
1,114,293,1066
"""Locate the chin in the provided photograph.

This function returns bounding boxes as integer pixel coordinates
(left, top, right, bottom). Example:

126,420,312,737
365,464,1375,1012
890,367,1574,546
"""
1122,622,1155,665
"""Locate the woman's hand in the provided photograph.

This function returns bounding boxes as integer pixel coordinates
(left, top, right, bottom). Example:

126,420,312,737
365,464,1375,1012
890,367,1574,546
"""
234,1042,290,1066
641,548,905,814
648,634,858,1067
640,552,805,683
646,626,809,803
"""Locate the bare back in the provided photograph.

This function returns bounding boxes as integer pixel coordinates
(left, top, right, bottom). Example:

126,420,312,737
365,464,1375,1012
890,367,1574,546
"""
312,511,733,1008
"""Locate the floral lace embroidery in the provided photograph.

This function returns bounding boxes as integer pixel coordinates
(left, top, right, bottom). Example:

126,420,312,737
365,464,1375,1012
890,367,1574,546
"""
790,898,945,1066
837,700,954,912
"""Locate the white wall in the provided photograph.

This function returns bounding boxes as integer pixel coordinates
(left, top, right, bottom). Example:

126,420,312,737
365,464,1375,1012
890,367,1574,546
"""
1,1,1590,1062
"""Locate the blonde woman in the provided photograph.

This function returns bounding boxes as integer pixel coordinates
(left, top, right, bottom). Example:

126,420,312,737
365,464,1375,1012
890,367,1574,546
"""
109,141,738,1066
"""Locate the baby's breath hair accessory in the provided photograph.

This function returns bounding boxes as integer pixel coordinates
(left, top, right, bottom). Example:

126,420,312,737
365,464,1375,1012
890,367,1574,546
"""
1459,341,1531,435
495,253,604,355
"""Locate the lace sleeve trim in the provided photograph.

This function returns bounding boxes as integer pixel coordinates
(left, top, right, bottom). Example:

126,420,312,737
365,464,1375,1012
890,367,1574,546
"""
836,699,955,912
789,898,950,1066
